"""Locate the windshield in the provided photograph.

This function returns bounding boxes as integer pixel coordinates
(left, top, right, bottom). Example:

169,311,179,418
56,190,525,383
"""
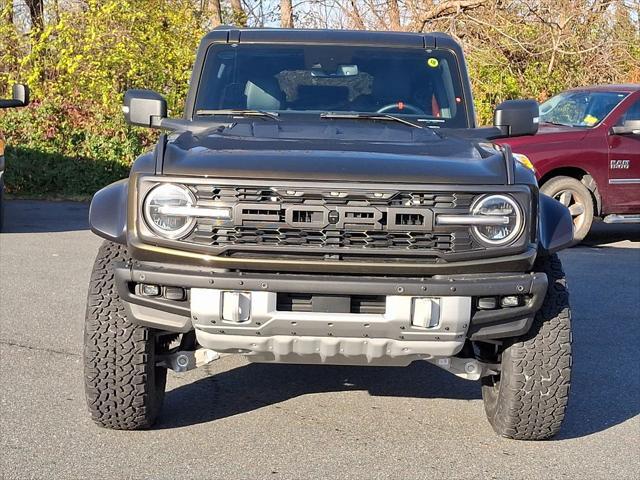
540,90,628,127
194,44,469,128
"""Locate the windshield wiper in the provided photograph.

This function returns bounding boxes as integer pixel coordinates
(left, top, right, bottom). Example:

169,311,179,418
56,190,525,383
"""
320,112,424,129
541,120,571,127
195,109,280,120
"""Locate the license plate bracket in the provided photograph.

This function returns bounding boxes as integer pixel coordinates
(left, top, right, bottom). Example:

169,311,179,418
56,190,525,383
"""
312,295,351,313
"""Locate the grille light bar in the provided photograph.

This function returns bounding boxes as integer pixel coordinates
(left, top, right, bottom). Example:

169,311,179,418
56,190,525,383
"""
157,205,231,218
436,215,510,226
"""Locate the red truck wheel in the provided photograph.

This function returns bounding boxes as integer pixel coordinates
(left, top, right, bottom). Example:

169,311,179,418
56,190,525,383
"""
541,176,594,242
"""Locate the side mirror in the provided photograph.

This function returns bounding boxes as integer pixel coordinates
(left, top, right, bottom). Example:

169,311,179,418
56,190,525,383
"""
611,120,640,136
123,89,167,128
493,99,539,137
0,84,30,109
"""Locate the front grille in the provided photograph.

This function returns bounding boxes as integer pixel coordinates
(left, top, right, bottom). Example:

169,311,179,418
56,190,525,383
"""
170,183,484,260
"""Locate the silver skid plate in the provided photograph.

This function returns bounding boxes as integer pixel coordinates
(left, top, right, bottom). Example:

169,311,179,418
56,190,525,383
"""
190,289,471,366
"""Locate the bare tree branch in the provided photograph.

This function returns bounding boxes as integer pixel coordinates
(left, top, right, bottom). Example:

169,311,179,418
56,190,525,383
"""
206,0,222,27
413,0,489,32
388,0,401,30
230,0,248,26
281,0,294,27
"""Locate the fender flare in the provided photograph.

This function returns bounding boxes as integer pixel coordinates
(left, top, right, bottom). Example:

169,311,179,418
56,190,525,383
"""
538,193,574,254
89,179,128,244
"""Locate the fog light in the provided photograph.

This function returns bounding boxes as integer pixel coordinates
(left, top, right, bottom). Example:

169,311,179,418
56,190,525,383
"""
501,295,520,308
141,284,160,296
164,286,186,301
222,291,252,323
412,297,440,328
477,297,497,309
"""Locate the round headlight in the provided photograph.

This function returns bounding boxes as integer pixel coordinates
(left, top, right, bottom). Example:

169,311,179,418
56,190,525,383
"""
143,184,196,239
471,194,523,246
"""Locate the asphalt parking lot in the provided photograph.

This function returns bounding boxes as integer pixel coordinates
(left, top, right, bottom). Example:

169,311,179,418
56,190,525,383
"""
1,199,639,479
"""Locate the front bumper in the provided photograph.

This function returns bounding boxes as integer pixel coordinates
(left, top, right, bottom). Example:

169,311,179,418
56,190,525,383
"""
115,263,547,365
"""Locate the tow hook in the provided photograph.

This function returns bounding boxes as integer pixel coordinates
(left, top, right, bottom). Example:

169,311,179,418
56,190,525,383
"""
426,357,499,380
157,349,220,372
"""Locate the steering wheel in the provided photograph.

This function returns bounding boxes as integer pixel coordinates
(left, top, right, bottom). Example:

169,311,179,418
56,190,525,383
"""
376,102,425,115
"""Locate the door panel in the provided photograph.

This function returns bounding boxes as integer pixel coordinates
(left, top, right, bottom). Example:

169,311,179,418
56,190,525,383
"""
607,98,640,213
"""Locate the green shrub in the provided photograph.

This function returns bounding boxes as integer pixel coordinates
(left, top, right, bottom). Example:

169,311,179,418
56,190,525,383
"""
0,0,204,198
1,99,153,197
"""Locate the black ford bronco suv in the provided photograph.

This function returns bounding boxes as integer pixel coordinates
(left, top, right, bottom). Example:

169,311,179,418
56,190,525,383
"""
85,28,574,440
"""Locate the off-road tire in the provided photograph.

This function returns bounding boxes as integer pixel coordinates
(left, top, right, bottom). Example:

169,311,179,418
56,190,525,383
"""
481,254,571,440
84,241,167,430
541,176,594,243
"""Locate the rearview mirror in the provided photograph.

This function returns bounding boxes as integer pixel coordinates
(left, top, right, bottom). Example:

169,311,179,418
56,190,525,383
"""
123,89,167,128
611,120,640,136
493,99,539,137
0,84,30,109
311,64,359,78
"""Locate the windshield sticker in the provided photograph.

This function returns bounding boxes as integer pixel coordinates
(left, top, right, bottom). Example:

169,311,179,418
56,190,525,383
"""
427,58,439,68
583,114,598,126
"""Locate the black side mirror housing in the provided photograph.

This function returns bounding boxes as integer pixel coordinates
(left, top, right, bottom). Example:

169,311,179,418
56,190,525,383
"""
611,120,640,136
123,89,167,128
0,84,29,108
493,99,539,137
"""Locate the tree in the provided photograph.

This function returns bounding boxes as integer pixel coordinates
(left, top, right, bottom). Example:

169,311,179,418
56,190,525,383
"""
25,0,44,31
387,0,401,30
281,0,294,27
207,0,223,27
2,0,12,24
230,0,248,26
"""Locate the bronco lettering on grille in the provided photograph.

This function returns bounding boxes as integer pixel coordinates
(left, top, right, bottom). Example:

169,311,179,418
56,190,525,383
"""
234,204,433,231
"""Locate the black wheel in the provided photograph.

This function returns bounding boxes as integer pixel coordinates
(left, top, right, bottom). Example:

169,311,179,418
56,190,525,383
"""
84,241,168,430
540,176,594,242
481,254,572,440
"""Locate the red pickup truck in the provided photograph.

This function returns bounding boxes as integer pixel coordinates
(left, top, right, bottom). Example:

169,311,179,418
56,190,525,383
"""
500,84,640,241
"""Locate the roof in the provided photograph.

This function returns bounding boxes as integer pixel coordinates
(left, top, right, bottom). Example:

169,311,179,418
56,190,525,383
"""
567,84,640,93
203,27,459,50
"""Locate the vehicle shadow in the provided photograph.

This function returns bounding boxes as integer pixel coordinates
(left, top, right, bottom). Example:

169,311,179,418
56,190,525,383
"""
554,244,640,440
558,343,640,440
158,361,481,430
580,222,640,247
1,200,90,233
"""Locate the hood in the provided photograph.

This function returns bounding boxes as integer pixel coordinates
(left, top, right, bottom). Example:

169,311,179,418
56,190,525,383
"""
537,123,584,135
161,121,508,185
